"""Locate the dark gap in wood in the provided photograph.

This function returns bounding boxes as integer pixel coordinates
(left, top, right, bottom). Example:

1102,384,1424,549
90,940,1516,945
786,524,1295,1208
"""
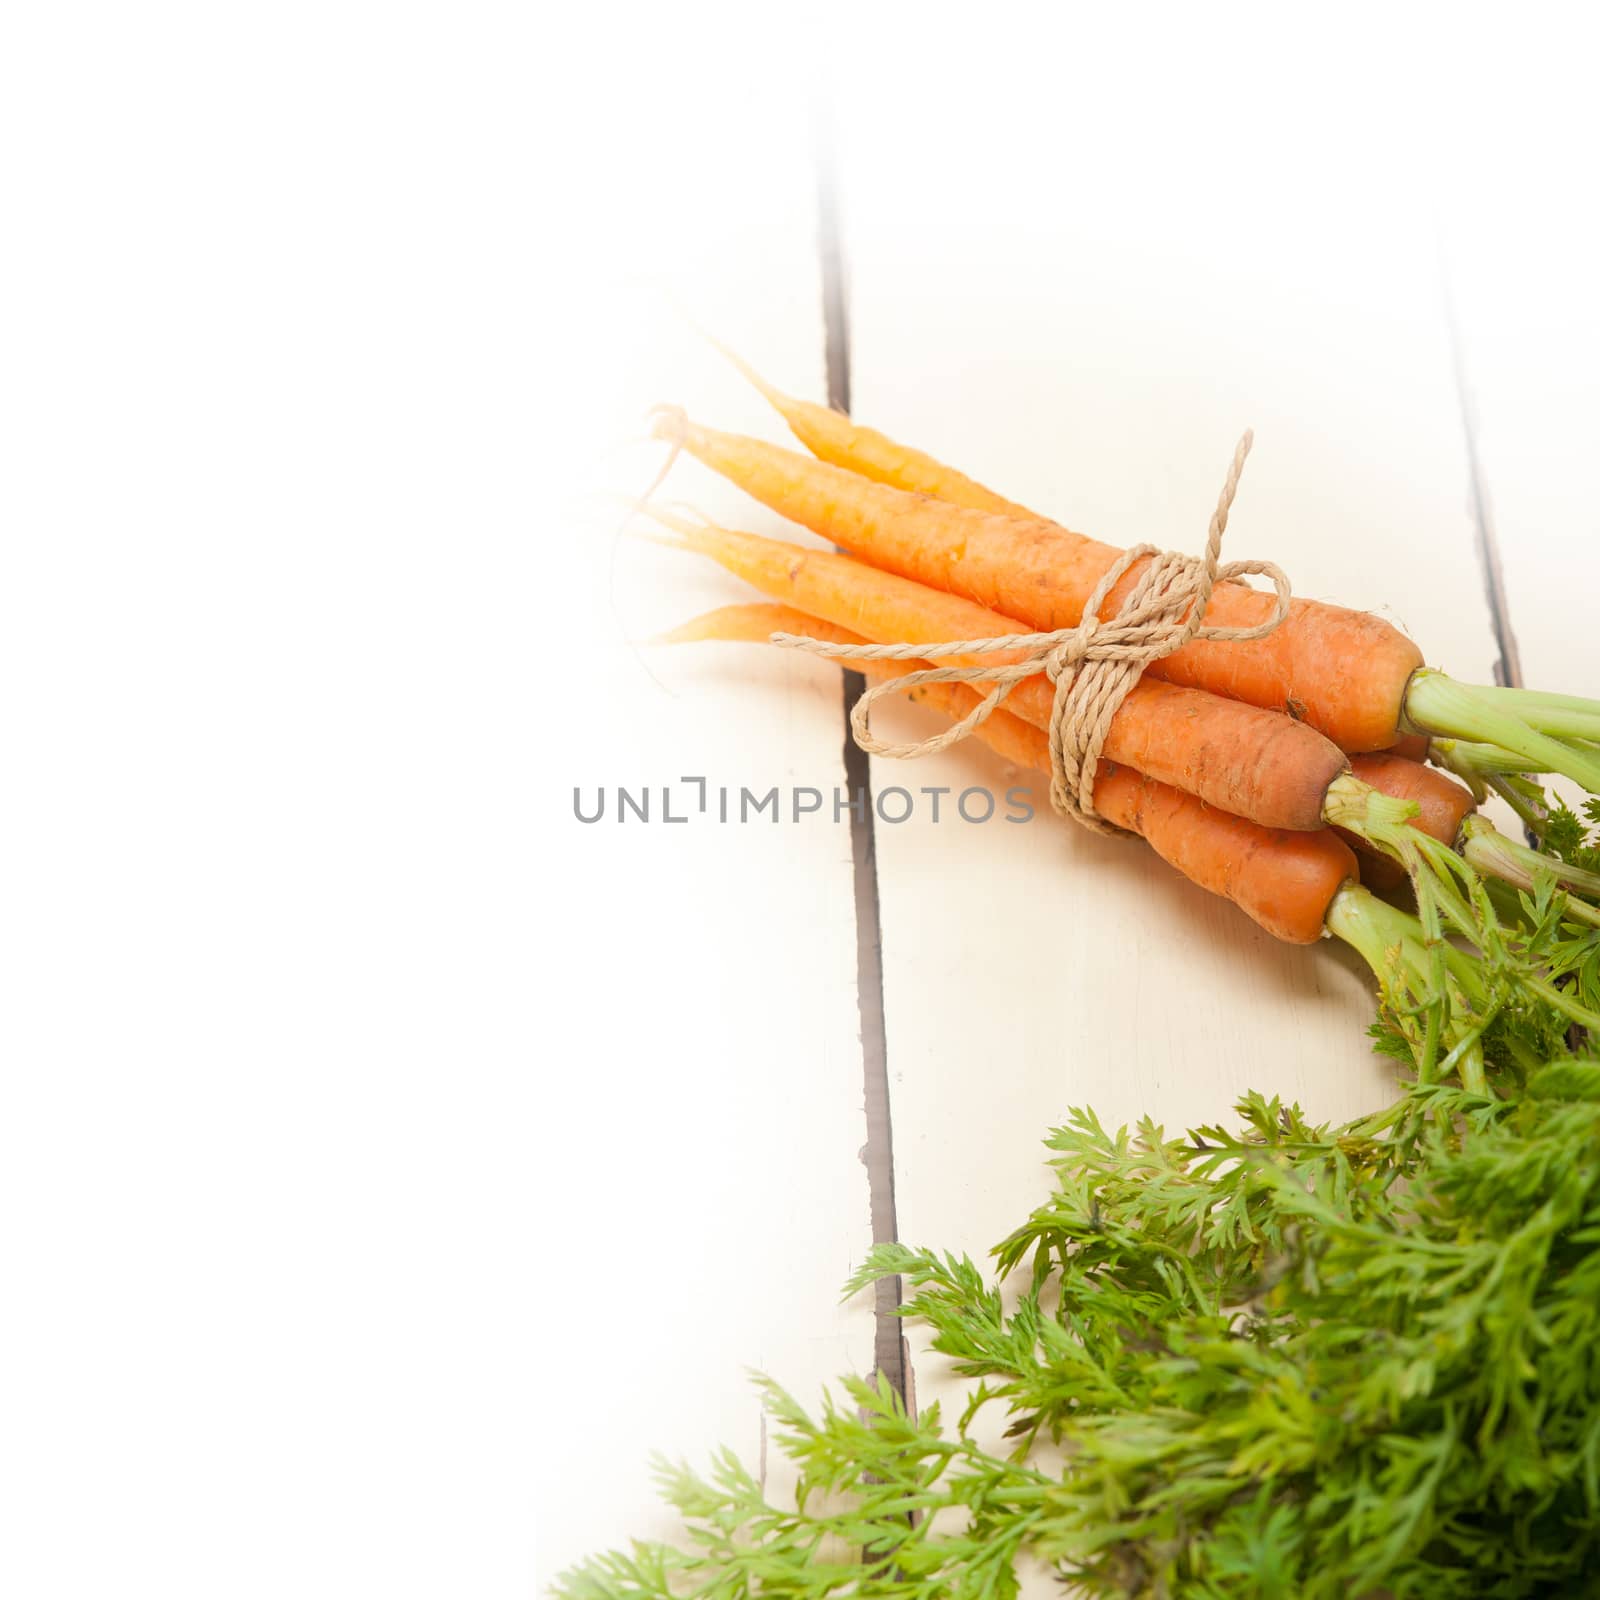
814,97,907,1409
1439,245,1525,690
817,118,851,417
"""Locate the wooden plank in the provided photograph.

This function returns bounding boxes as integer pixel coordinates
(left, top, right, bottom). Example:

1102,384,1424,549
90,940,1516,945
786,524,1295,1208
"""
832,31,1507,1565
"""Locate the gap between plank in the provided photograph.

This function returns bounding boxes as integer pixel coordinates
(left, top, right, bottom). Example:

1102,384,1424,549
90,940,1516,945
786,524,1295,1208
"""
1439,241,1525,689
814,101,908,1409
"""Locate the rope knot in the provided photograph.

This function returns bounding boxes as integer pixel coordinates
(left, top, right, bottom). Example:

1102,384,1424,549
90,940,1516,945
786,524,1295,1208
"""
776,431,1290,832
1043,631,1089,683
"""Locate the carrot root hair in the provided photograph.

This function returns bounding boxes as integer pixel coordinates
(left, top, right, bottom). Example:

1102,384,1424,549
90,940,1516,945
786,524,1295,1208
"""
703,335,787,409
637,403,691,513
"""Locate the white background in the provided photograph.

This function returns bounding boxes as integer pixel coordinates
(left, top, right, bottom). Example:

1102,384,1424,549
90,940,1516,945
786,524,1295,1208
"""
3,6,1598,1597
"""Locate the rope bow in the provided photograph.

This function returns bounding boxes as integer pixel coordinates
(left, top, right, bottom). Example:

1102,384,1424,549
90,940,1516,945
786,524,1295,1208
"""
774,432,1291,832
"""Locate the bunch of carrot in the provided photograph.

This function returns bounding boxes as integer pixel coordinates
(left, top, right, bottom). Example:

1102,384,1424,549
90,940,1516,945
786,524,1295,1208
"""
644,354,1600,1070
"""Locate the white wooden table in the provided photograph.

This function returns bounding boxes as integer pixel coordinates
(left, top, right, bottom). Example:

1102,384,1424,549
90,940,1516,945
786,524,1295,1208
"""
535,22,1597,1593
4,12,1591,1600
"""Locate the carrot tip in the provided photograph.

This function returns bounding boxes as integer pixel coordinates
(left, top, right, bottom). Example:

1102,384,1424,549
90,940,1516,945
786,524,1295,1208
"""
649,615,757,648
650,616,770,649
704,334,788,408
626,499,717,543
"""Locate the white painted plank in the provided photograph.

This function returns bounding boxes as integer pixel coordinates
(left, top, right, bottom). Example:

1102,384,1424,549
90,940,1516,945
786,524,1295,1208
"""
833,23,1505,1566
0,11,870,1599
1436,67,1600,716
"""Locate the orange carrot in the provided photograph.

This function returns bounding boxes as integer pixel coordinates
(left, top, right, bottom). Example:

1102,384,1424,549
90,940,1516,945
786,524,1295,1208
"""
664,605,1054,775
652,516,1352,833
892,666,1354,949
668,603,1357,944
716,347,1033,517
1098,767,1359,945
656,415,1424,753
1350,753,1475,846
659,601,846,650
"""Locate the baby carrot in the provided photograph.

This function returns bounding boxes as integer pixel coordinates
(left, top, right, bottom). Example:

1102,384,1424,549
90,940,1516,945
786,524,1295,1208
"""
656,414,1422,753
653,522,1594,916
907,669,1360,948
663,401,1600,793
670,603,1479,871
658,601,839,650
1331,753,1596,921
650,514,1350,833
1098,766,1359,946
714,345,1033,517
1350,753,1475,848
663,604,1054,775
667,602,1358,944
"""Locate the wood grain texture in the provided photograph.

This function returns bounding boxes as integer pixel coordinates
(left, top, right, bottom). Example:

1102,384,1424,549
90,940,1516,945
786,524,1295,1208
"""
831,32,1508,1592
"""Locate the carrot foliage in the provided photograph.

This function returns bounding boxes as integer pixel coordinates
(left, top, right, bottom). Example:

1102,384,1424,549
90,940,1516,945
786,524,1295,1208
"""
553,805,1600,1600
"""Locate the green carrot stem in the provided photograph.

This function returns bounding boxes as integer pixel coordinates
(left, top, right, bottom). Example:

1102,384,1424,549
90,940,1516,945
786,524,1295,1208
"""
1473,685,1600,719
1485,773,1554,837
1326,885,1494,1087
1482,874,1537,931
1321,779,1486,939
1439,1023,1490,1096
1321,774,1424,840
1494,707,1600,741
1430,738,1547,780
1428,741,1560,832
1324,882,1404,974
1522,973,1600,1033
1326,882,1474,999
1460,814,1600,910
1404,671,1600,794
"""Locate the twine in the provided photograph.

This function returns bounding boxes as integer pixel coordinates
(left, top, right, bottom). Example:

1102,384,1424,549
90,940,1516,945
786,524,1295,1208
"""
774,433,1291,833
